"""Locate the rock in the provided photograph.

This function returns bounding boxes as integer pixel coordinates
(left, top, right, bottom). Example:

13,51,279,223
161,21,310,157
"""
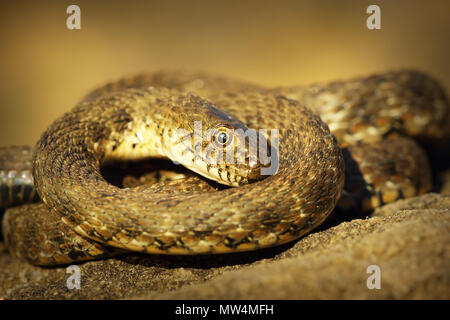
0,192,448,299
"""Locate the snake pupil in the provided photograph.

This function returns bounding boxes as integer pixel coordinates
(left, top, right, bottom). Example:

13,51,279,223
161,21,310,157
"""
217,132,228,144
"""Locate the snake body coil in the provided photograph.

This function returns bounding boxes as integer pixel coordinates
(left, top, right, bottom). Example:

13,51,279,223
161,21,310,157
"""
1,70,448,266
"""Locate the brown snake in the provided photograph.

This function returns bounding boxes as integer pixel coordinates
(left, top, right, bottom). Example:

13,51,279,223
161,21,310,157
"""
1,70,449,266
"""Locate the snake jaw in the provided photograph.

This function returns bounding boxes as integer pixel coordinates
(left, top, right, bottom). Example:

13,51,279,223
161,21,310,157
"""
246,162,265,183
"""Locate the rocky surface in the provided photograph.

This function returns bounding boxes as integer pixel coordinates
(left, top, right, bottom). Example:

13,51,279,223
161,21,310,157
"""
0,191,449,300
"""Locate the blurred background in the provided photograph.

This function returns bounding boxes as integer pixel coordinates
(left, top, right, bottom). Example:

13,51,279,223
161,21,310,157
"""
0,0,449,147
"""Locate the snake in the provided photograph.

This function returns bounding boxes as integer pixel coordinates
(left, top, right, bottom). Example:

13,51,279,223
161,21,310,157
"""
0,70,448,266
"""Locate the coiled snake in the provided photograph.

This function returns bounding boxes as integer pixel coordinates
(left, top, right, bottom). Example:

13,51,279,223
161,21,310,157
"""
1,70,449,266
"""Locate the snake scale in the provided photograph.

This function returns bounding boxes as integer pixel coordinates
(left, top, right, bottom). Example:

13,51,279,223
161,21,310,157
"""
1,70,449,266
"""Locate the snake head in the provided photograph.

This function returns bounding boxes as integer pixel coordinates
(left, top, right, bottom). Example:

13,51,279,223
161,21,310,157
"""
164,95,274,186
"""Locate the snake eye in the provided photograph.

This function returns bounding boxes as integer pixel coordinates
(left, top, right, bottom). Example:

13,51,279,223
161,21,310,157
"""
212,125,234,147
217,132,228,144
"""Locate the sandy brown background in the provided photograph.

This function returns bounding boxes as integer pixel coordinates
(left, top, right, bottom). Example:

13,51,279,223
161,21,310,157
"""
0,0,449,147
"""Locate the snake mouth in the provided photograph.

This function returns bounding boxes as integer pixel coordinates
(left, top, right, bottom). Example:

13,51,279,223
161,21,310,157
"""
245,151,278,183
244,130,278,181
246,163,264,182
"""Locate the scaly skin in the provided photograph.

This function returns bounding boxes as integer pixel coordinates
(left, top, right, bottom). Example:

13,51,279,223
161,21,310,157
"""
1,70,448,266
